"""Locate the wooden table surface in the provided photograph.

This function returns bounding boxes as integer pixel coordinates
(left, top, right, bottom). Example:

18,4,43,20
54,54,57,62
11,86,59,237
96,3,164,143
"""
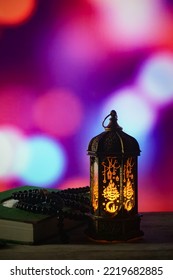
0,212,173,260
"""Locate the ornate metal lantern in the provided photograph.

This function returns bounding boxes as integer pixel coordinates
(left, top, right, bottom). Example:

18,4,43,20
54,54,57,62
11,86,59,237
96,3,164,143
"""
87,110,143,241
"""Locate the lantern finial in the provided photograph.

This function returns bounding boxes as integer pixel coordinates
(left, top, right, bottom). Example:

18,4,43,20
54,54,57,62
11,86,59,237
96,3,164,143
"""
102,110,122,131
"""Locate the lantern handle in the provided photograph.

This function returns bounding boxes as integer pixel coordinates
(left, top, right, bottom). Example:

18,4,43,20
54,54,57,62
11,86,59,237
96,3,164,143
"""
102,110,122,131
102,113,112,128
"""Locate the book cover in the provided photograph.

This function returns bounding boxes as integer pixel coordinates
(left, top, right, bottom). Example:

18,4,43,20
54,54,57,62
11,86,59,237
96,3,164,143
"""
0,186,62,244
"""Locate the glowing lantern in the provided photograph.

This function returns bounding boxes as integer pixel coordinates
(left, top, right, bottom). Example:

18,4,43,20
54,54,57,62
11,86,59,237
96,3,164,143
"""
87,110,143,241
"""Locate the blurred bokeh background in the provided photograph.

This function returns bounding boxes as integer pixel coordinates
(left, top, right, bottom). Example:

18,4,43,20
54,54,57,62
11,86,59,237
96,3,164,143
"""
0,0,173,211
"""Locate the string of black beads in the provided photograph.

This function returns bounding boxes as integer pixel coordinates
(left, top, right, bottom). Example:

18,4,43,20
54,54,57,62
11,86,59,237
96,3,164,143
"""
12,186,91,220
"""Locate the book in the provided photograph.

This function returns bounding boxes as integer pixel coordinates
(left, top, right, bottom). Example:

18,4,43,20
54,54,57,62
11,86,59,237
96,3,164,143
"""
0,186,83,244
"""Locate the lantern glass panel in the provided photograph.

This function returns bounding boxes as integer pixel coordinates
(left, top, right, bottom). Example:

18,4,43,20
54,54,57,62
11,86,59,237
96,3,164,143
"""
101,157,121,216
123,157,136,212
90,157,98,213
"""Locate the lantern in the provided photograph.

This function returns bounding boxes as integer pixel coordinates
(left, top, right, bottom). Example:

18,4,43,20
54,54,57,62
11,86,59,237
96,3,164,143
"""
87,110,143,241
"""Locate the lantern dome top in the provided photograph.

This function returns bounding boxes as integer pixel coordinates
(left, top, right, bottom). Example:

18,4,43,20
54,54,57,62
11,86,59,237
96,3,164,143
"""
87,110,141,157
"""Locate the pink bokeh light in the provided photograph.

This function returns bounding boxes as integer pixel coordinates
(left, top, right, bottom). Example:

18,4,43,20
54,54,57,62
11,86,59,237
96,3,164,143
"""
54,17,107,67
91,0,173,50
139,183,173,212
0,86,35,130
32,88,84,137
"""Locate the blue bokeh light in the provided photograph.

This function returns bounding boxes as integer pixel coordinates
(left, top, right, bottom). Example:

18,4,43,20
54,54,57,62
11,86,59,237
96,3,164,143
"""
101,87,157,141
19,136,67,186
138,52,173,105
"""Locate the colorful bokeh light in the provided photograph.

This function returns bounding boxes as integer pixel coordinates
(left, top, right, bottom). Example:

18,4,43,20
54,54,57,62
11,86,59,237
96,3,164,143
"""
101,87,156,139
91,0,169,49
0,126,26,179
0,86,35,130
32,89,84,137
19,136,67,186
0,0,36,26
52,18,105,66
138,52,173,105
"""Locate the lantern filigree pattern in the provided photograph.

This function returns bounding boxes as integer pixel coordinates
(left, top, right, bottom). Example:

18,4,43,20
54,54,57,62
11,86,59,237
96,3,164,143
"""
102,180,120,214
102,157,120,182
123,157,135,211
101,157,121,215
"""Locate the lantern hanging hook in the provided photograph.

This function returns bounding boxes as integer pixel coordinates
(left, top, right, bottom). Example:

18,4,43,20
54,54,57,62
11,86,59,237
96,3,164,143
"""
102,110,121,130
102,113,111,128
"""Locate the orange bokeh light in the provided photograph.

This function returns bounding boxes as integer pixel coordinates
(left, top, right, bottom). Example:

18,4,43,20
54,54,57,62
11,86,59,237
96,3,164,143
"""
0,0,36,26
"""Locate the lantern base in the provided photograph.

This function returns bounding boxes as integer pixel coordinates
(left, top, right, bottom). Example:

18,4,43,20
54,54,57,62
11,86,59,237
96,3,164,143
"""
86,214,143,242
